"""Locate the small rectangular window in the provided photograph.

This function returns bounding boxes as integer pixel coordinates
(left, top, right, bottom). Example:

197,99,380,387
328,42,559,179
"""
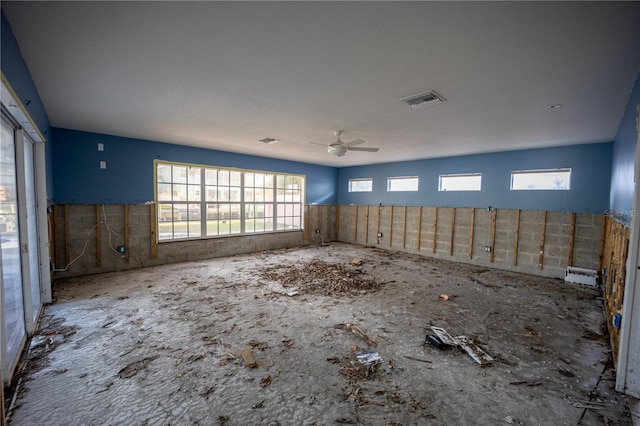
387,176,419,192
348,178,373,192
510,168,571,190
439,173,482,191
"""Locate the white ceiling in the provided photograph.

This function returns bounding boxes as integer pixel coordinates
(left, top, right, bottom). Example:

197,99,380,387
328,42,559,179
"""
4,1,640,167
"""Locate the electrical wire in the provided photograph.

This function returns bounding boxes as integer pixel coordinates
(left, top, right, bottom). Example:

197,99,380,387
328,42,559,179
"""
52,204,125,272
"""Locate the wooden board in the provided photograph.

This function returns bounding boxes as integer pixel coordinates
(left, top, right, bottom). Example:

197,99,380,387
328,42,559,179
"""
402,206,407,249
124,204,130,264
64,204,70,267
417,206,423,252
354,205,359,241
376,204,381,245
567,212,576,267
150,204,158,258
489,209,497,263
389,206,394,248
432,207,438,254
538,211,547,269
96,204,102,268
326,205,331,241
365,205,370,244
468,208,475,259
449,208,456,256
335,205,340,240
513,210,521,266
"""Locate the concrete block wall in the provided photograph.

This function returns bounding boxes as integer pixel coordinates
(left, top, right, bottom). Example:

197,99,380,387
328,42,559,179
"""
337,205,603,279
53,204,311,278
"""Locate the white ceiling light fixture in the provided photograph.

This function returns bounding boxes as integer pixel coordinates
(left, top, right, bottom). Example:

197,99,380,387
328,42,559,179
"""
400,90,446,109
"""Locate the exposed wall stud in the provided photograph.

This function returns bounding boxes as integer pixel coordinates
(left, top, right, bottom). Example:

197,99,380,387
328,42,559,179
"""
335,205,340,240
417,206,423,252
354,205,359,241
124,204,130,264
469,208,475,259
449,208,456,256
365,205,370,244
568,212,576,267
150,204,158,258
402,206,407,249
513,209,521,266
52,204,59,270
432,207,438,253
317,205,321,234
96,204,102,268
389,206,394,247
376,204,381,244
490,209,497,263
64,204,70,267
538,211,547,269
326,205,331,241
598,215,606,272
304,205,309,241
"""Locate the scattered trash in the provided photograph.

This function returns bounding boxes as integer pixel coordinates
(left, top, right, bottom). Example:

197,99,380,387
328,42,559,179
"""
218,359,229,366
259,374,272,387
430,327,458,346
340,323,376,346
439,294,449,301
282,337,294,348
429,326,493,365
424,334,448,350
335,418,356,424
241,349,258,368
557,368,575,377
200,386,215,398
356,351,383,365
350,258,363,266
564,396,606,410
326,357,341,364
524,326,538,335
403,355,432,363
284,288,300,297
186,353,206,364
251,400,265,409
456,336,494,366
509,380,542,386
503,415,515,424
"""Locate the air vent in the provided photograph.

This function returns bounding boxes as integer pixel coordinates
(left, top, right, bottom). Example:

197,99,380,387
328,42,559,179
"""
259,137,281,144
400,91,446,109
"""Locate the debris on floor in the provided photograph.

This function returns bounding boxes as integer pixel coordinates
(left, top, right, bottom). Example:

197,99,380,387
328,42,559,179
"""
350,258,363,266
439,294,449,301
241,349,258,368
117,355,159,379
355,351,383,365
335,322,376,346
428,326,494,365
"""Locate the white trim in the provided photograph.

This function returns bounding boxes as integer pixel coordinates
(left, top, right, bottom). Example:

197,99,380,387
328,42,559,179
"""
616,104,640,398
36,142,52,304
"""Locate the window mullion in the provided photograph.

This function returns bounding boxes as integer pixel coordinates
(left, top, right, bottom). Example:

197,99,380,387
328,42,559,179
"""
240,172,245,234
200,167,206,237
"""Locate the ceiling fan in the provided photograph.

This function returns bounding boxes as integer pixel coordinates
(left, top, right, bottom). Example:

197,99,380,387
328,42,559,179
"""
309,131,379,157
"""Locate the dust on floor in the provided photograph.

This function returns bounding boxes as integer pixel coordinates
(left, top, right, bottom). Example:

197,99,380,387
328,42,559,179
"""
5,243,631,425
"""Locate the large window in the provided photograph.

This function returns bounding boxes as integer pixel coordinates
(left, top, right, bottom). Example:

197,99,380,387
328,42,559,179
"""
510,168,571,190
439,173,482,191
387,176,419,192
348,178,373,192
156,161,304,241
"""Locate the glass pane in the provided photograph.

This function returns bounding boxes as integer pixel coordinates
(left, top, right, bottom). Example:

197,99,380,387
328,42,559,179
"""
230,171,241,186
205,169,217,185
157,164,172,183
187,185,201,201
206,204,219,220
172,184,187,201
255,173,264,187
218,170,230,186
174,203,187,221
172,165,187,184
387,176,419,192
245,218,256,233
229,204,241,220
277,204,285,217
511,169,571,190
1,118,26,375
264,188,274,202
205,186,217,202
188,220,201,238
245,172,255,187
245,188,255,202
439,174,482,192
158,183,172,201
349,178,373,192
264,174,274,187
285,204,293,216
229,187,241,202
187,167,201,185
277,188,285,202
218,188,229,202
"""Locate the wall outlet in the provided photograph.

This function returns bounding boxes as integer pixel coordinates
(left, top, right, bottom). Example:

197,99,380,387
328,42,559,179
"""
315,229,320,234
99,160,107,169
97,143,104,151
484,246,493,252
117,245,127,253
377,232,383,238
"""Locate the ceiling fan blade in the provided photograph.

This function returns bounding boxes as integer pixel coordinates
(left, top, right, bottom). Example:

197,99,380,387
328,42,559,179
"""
347,146,379,152
308,141,328,146
343,138,365,147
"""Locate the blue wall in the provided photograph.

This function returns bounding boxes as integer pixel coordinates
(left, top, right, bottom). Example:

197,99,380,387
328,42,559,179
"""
609,72,640,226
338,143,612,213
1,9,53,200
52,128,337,205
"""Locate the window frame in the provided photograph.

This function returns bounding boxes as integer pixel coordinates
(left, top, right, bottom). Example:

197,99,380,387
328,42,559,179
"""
348,178,373,193
438,173,482,192
155,160,305,242
387,176,419,192
510,168,571,191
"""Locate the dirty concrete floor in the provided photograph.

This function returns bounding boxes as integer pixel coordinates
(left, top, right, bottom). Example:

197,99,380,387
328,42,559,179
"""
6,243,632,425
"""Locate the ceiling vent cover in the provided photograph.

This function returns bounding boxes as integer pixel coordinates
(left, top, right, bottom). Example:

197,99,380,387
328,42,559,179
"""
400,91,446,109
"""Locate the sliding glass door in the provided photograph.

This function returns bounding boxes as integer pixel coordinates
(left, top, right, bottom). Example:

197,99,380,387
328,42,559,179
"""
1,117,27,379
